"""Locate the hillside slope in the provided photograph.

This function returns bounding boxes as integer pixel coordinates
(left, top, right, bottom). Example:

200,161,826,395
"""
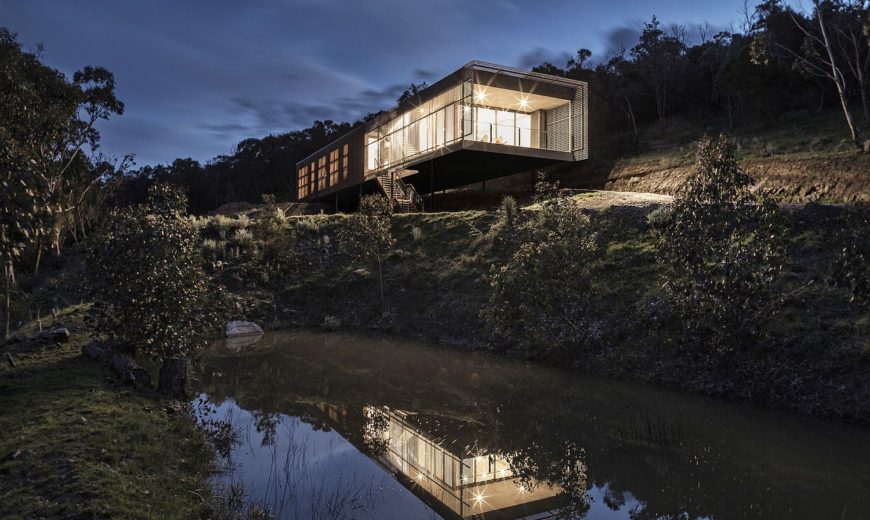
473,111,869,205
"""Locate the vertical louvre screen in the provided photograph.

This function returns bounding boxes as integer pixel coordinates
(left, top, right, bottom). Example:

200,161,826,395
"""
572,83,589,160
545,104,570,152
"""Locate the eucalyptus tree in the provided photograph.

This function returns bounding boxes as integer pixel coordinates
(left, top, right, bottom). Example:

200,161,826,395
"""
0,28,124,273
339,194,395,303
631,16,686,122
0,29,54,338
761,0,867,147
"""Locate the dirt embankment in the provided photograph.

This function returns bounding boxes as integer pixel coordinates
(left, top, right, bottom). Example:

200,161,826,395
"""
553,155,870,204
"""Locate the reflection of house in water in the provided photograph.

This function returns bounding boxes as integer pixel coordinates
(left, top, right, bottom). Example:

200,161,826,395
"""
362,406,562,519
311,402,563,518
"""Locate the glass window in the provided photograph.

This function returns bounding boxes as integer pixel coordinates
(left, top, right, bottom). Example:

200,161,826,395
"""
367,138,379,171
434,109,444,147
446,105,455,143
496,110,515,146
297,165,308,199
317,156,327,191
475,108,495,143
516,113,532,148
341,144,349,180
329,149,339,187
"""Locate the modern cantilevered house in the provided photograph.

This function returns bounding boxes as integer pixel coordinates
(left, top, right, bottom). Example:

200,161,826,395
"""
295,61,588,210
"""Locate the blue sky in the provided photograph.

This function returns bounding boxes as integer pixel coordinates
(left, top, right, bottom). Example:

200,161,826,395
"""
2,0,801,167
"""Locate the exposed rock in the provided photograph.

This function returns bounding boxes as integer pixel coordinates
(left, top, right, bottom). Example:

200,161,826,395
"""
36,327,70,343
82,339,151,388
225,320,263,337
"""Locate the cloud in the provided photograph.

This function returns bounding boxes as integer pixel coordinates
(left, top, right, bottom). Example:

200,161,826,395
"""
601,25,643,56
413,68,441,82
516,47,572,70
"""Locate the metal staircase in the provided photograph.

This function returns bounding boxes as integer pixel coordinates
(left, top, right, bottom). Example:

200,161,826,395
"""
376,170,423,212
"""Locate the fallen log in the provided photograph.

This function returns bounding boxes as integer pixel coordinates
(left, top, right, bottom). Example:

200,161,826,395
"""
36,327,70,343
3,352,15,368
82,340,151,388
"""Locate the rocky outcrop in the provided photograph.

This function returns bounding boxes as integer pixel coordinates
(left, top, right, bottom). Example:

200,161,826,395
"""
225,320,263,337
82,340,150,388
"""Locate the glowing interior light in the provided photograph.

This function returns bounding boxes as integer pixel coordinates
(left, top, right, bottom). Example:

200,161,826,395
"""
472,491,488,507
519,97,530,109
475,90,487,102
462,104,471,113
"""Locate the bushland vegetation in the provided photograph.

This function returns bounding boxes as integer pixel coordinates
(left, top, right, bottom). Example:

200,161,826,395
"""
177,140,869,422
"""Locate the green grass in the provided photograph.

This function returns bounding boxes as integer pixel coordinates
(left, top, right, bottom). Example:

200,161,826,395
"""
0,306,215,519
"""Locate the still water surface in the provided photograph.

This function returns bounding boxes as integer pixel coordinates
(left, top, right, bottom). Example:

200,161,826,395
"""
194,330,870,519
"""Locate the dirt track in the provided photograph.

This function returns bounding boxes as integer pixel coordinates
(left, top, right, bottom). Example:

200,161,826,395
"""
555,155,870,205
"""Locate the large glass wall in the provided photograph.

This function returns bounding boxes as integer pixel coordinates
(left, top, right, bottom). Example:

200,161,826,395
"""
472,107,533,147
364,83,572,175
365,85,463,173
469,84,570,153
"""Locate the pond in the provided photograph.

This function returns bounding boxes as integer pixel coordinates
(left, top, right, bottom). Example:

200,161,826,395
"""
194,330,870,519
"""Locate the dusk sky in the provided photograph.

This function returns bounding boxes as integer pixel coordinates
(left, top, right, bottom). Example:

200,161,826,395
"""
3,0,802,167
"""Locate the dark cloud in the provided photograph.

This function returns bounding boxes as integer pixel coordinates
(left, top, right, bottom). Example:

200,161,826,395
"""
517,47,572,70
413,68,441,81
602,25,643,57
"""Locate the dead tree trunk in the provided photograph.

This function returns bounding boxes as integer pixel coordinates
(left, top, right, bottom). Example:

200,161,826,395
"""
4,260,12,340
817,7,862,148
157,357,191,399
33,232,43,275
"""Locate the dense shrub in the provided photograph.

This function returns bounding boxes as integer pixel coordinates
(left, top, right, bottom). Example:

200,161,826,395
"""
86,183,226,396
655,134,786,355
484,191,599,361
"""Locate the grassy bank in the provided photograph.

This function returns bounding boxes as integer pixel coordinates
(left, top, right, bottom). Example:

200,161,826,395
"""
202,193,870,423
0,306,215,519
